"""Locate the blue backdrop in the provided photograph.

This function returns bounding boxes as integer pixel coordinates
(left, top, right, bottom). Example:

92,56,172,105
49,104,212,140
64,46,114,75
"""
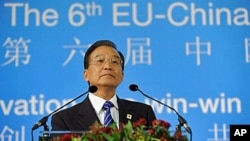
1,0,250,141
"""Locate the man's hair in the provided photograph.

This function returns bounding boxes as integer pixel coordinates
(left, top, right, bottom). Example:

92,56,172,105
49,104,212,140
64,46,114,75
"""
84,40,124,71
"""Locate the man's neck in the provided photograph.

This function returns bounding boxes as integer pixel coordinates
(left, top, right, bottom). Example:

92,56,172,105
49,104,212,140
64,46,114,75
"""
94,86,116,100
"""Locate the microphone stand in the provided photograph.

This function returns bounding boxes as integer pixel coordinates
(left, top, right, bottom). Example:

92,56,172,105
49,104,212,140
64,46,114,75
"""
137,89,192,130
31,115,50,141
31,86,97,141
41,116,50,137
132,85,192,141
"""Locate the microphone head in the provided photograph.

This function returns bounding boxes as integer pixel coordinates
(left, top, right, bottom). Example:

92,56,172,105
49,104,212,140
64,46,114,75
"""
129,84,139,91
89,85,98,93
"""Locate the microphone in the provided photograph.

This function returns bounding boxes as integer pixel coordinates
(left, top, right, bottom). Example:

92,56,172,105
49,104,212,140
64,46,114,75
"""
31,85,97,130
129,84,192,135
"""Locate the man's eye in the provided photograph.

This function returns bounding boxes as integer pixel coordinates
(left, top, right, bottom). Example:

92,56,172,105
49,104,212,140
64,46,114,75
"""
96,59,105,63
112,60,119,64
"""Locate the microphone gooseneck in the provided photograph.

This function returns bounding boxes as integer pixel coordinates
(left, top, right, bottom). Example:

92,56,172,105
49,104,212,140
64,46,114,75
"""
129,84,192,136
31,85,97,131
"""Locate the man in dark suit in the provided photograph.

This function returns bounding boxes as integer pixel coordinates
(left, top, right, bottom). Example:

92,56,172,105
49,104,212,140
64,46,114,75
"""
51,40,156,131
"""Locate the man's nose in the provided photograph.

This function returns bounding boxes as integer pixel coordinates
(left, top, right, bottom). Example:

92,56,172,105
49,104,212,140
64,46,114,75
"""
103,60,113,70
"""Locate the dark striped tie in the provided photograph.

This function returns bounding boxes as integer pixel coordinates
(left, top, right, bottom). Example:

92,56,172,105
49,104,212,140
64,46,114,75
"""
103,101,114,127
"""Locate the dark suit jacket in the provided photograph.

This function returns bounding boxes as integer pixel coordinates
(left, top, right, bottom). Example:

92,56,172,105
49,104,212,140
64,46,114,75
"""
51,96,156,131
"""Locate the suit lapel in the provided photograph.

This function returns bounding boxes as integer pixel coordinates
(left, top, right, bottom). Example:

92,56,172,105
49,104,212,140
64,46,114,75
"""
74,96,140,130
118,97,133,124
77,97,100,130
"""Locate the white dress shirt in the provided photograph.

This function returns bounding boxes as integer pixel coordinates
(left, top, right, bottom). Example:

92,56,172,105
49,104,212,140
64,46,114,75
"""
88,93,119,128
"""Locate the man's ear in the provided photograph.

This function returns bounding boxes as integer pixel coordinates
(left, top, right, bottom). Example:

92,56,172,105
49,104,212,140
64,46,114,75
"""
120,72,124,82
83,69,88,81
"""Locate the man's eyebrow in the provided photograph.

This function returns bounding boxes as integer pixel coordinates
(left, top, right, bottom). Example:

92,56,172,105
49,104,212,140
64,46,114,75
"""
111,55,120,58
94,54,105,57
94,54,120,58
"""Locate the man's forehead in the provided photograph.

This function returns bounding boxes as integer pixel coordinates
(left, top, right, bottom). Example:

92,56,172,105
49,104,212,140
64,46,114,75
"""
91,47,119,56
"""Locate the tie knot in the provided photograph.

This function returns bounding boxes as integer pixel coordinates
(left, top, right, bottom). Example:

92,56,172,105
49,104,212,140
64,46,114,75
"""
103,101,113,110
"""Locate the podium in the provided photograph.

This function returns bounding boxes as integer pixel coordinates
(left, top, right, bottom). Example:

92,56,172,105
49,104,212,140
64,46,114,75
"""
39,130,189,141
38,119,190,141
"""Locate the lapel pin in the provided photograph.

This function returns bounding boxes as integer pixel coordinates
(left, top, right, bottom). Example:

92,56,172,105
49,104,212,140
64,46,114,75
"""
126,114,132,119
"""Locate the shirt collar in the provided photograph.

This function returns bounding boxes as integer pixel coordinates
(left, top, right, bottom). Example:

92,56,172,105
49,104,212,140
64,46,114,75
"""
88,92,118,113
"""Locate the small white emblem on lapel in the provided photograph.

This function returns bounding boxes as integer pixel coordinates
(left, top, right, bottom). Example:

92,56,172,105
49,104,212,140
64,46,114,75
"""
126,114,132,119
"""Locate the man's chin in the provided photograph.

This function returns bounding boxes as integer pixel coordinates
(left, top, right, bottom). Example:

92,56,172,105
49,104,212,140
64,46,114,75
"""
97,83,118,88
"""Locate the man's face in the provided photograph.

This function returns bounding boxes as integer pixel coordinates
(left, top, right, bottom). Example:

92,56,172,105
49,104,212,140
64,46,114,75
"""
84,46,124,88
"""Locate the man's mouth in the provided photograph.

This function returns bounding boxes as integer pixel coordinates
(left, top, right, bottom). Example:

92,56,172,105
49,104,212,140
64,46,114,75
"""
101,74,114,78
